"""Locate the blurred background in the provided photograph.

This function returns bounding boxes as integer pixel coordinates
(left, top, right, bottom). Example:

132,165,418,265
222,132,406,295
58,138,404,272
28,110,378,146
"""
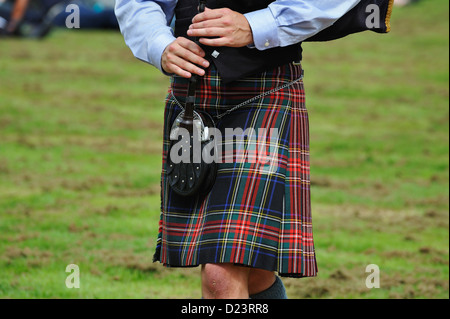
0,0,448,298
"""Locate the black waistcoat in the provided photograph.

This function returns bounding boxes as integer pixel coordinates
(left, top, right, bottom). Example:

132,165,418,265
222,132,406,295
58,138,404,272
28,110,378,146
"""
174,0,302,83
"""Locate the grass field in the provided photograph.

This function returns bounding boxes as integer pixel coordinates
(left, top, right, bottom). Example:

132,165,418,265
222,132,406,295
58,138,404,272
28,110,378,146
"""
0,0,448,299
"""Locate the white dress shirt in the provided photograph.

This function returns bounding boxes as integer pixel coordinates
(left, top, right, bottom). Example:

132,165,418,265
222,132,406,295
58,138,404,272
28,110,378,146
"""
115,0,361,73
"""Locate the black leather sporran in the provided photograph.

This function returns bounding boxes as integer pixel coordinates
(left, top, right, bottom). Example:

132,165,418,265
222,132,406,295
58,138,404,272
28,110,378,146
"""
167,109,217,197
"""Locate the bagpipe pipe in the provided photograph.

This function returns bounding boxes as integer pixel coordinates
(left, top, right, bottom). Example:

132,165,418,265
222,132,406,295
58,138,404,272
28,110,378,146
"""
306,0,394,42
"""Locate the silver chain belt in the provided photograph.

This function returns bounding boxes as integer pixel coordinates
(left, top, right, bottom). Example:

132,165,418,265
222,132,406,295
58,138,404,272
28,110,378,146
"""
170,71,304,121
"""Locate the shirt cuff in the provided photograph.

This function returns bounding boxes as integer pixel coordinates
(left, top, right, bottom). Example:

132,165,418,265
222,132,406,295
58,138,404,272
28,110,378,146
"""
244,8,280,51
147,33,176,75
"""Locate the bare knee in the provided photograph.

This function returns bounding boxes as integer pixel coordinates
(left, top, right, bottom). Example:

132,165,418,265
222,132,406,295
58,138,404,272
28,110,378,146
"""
202,264,229,297
202,264,249,299
248,269,276,295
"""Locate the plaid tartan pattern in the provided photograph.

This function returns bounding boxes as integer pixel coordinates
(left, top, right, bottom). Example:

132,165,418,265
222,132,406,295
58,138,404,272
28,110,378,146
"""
153,63,318,278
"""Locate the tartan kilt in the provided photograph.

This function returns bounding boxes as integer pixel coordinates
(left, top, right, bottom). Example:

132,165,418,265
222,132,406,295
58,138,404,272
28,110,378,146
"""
153,62,318,278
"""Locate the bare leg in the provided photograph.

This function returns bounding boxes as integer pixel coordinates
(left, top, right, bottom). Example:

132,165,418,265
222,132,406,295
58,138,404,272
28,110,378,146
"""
201,263,250,299
248,268,276,296
201,263,277,299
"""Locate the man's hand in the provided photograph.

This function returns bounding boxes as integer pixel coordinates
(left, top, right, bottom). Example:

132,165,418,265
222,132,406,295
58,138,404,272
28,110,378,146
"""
187,8,254,48
161,37,210,78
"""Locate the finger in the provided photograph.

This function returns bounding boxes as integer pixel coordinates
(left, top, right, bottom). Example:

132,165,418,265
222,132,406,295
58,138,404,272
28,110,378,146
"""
170,38,209,68
189,19,224,30
167,63,192,78
187,27,226,38
188,17,233,30
170,54,206,76
177,37,206,58
177,45,210,69
184,49,211,69
192,8,226,23
199,36,230,47
163,51,200,78
162,37,210,76
190,13,228,30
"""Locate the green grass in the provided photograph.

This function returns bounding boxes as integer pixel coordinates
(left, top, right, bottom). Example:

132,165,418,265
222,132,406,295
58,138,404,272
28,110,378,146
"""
0,0,448,299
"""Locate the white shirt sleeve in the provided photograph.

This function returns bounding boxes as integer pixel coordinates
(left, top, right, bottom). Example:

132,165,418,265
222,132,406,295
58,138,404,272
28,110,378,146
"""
115,0,178,73
244,0,362,50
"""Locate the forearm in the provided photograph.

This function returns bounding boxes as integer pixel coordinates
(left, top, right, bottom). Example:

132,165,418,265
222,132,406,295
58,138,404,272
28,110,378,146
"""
7,0,30,32
10,0,29,21
114,0,177,72
244,0,362,50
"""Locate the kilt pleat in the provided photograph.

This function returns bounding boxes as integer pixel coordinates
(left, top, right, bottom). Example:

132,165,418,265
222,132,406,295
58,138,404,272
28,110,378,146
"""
153,63,318,278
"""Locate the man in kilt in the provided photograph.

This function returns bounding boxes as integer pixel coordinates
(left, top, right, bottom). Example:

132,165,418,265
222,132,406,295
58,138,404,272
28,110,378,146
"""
115,0,393,299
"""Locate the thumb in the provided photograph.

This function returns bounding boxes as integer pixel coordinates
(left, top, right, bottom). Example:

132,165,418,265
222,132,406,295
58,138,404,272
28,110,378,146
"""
198,5,211,12
193,7,212,23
